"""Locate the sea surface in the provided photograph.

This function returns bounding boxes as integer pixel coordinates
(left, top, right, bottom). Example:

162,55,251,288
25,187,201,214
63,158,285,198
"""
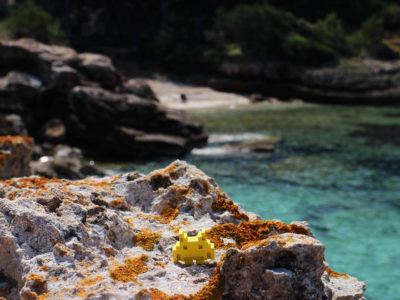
113,103,400,300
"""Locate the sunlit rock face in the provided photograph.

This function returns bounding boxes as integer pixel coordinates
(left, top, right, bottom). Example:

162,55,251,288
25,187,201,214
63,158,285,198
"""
0,160,366,299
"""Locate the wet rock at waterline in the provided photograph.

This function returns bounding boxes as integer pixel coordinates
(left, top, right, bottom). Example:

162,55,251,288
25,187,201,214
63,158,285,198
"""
0,160,366,299
211,59,400,104
0,38,207,159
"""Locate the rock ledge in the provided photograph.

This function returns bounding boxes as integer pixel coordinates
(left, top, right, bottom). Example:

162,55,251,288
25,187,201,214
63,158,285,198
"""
0,161,366,299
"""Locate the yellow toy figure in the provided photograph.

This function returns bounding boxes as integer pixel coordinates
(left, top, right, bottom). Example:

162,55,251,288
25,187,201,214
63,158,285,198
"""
173,228,215,265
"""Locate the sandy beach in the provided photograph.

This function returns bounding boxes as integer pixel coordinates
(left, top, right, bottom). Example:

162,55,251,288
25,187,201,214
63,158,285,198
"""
147,79,250,110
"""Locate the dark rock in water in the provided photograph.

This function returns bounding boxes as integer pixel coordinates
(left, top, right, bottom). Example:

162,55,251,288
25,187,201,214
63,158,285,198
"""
30,144,106,179
68,86,206,158
210,59,400,104
0,71,43,125
121,79,159,102
0,38,207,159
77,53,122,89
0,114,27,136
0,136,32,179
31,156,105,180
249,93,264,103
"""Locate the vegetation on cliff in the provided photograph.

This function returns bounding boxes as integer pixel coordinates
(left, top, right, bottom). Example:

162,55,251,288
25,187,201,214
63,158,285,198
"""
1,1,400,70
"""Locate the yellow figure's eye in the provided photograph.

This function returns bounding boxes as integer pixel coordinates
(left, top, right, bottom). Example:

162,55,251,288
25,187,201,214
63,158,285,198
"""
198,245,203,249
183,245,187,250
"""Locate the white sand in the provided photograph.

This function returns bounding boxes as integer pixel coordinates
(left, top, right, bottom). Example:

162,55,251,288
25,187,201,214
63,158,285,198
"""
147,79,250,110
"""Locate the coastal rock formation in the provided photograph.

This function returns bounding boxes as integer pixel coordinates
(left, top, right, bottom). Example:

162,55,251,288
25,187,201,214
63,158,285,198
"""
210,59,400,104
30,144,106,180
0,136,32,180
0,38,207,159
0,160,366,299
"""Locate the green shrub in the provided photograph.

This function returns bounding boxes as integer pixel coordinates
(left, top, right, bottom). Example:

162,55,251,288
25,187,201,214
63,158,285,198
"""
210,4,337,64
283,33,338,63
314,13,349,55
0,0,67,44
348,15,398,59
381,4,400,31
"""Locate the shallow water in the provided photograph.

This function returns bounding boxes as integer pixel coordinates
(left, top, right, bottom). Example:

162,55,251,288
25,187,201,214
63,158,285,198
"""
117,103,400,300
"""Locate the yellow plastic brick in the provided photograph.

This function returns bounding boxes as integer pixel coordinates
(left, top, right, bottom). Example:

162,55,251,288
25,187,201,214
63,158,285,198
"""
173,228,215,265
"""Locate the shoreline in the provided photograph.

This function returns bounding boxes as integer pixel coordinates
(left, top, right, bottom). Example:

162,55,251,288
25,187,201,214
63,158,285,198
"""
147,79,251,110
147,79,309,111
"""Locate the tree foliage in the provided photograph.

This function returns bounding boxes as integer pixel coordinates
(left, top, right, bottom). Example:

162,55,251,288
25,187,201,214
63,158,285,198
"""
0,0,67,44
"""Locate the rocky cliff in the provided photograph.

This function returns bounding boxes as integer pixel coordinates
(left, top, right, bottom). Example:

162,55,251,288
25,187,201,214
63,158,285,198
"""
0,160,366,299
0,38,207,159
210,59,400,104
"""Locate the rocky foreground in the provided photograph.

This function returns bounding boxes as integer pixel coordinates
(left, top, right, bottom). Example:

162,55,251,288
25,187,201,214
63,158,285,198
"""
0,160,366,299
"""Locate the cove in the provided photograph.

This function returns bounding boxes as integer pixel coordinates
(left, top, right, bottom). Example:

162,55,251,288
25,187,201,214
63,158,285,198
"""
117,102,400,300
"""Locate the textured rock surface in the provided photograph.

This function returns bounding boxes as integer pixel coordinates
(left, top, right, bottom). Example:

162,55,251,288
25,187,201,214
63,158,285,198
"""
0,161,366,299
0,136,32,180
210,59,400,104
30,144,106,180
0,38,207,158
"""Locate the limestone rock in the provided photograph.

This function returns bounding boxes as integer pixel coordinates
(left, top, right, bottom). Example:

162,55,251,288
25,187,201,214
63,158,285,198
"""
0,136,32,180
0,160,366,299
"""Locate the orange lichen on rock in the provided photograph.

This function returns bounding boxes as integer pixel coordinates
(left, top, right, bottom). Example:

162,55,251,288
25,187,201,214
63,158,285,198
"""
154,262,165,268
0,135,33,144
136,206,179,224
77,275,105,287
169,221,192,234
207,220,311,250
190,261,225,300
124,217,135,228
25,273,48,298
109,254,149,284
212,191,249,221
157,206,179,224
163,161,180,179
149,289,186,300
21,291,50,300
241,233,314,250
326,267,350,279
39,266,49,272
110,197,129,210
167,185,194,203
105,247,116,257
0,176,61,189
133,228,162,251
148,260,225,300
54,244,72,257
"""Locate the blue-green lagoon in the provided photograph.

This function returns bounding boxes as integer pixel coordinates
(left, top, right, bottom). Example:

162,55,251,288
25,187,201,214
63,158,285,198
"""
113,103,400,300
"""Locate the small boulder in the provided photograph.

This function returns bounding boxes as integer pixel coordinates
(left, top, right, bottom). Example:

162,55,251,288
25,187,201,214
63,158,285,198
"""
77,53,122,89
0,135,33,179
121,79,159,102
39,118,66,144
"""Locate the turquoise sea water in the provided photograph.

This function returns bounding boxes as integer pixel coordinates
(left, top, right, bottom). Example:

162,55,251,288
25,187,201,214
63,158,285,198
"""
117,103,400,300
